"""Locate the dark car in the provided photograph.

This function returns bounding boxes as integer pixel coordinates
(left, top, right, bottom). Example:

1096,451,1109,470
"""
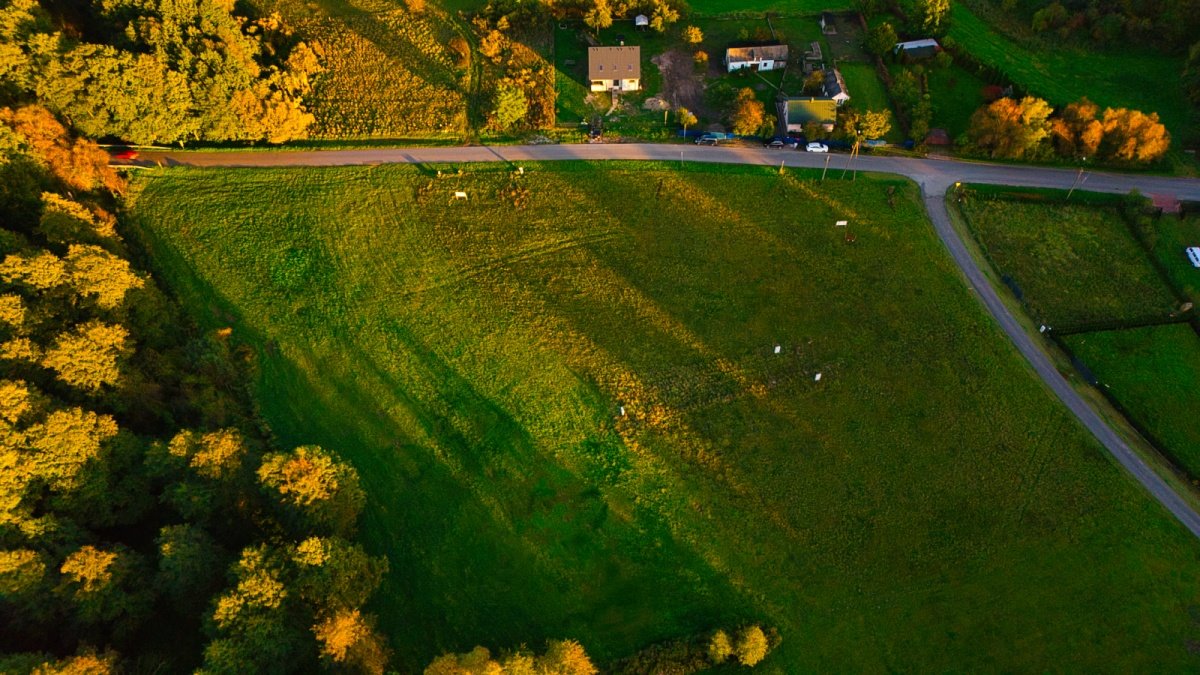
764,136,799,149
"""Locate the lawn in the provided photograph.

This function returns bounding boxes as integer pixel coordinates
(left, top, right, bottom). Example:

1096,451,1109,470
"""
690,0,851,15
837,62,903,142
947,3,1192,140
126,162,1200,672
1066,324,1200,478
926,61,988,140
1152,214,1200,305
958,194,1180,329
248,0,468,139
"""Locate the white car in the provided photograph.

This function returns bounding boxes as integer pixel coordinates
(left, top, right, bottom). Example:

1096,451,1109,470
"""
805,142,829,153
1187,246,1200,268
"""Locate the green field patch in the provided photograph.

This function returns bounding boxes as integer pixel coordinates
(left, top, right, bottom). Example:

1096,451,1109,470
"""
1151,214,1200,305
1066,324,1200,477
926,61,988,140
128,162,1200,671
947,3,1191,139
959,195,1179,328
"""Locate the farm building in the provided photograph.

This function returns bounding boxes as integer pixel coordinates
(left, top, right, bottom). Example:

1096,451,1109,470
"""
893,38,940,59
820,12,836,34
785,97,838,132
588,46,641,92
725,45,790,72
823,68,850,105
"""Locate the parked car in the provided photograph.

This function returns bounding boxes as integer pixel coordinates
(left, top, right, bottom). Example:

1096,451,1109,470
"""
110,148,139,160
1187,246,1200,268
805,142,829,153
695,134,722,145
764,137,797,149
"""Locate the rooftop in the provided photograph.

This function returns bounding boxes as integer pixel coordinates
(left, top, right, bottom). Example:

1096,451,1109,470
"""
726,44,790,63
588,46,641,80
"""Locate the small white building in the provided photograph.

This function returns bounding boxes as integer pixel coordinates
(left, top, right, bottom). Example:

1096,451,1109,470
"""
634,14,649,28
893,38,940,58
724,44,789,72
589,46,641,92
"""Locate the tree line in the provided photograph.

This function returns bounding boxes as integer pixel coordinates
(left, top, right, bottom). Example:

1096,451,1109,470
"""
0,105,387,673
0,0,322,145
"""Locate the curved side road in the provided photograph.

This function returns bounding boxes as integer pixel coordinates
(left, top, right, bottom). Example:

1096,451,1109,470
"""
127,143,1200,538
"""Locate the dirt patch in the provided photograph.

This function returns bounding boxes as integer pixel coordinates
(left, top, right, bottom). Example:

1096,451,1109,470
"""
651,49,712,119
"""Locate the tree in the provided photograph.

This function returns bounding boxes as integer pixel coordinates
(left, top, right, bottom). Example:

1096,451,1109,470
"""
40,320,130,391
647,0,680,32
965,96,1053,159
492,83,528,131
735,625,769,667
58,544,152,632
0,106,122,193
155,524,225,611
313,609,389,674
676,107,697,135
913,0,950,33
707,629,733,663
729,88,764,136
1050,97,1103,159
840,109,892,147
583,0,613,31
1099,107,1170,163
865,22,897,57
258,445,365,536
167,428,248,480
26,407,119,491
66,245,145,310
682,25,703,45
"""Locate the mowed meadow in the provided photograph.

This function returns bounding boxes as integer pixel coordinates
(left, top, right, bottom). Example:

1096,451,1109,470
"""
125,162,1200,671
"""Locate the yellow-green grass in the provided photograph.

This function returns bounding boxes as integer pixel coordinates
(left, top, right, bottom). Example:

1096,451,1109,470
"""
958,195,1179,328
250,0,467,138
1066,324,1200,478
948,4,1191,139
126,162,1200,671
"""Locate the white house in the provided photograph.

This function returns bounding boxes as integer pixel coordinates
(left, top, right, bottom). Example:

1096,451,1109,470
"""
589,46,641,92
724,45,789,72
893,38,940,58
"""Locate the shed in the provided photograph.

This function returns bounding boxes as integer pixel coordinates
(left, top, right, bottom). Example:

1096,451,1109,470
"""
893,38,940,59
634,14,648,28
820,12,836,34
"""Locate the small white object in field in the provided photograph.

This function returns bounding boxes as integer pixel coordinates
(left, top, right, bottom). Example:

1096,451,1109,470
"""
1039,325,1046,333
619,406,626,416
814,373,822,381
774,345,781,354
835,220,848,227
453,191,468,200
518,166,525,175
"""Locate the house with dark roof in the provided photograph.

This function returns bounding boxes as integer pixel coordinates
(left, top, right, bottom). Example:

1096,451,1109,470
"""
588,46,641,92
725,45,789,72
823,68,849,106
785,97,838,132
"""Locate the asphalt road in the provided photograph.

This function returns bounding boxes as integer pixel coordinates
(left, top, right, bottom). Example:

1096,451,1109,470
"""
127,143,1200,538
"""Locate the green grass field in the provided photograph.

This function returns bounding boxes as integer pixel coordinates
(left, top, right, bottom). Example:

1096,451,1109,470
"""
947,4,1191,139
926,61,988,140
1153,214,1200,305
690,0,851,15
1066,324,1200,478
958,195,1179,328
837,62,903,142
126,163,1200,672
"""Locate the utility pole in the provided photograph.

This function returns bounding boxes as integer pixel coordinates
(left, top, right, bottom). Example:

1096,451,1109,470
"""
1066,164,1086,200
821,153,830,181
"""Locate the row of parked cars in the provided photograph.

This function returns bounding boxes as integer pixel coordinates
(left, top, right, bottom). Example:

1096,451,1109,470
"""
693,134,886,153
